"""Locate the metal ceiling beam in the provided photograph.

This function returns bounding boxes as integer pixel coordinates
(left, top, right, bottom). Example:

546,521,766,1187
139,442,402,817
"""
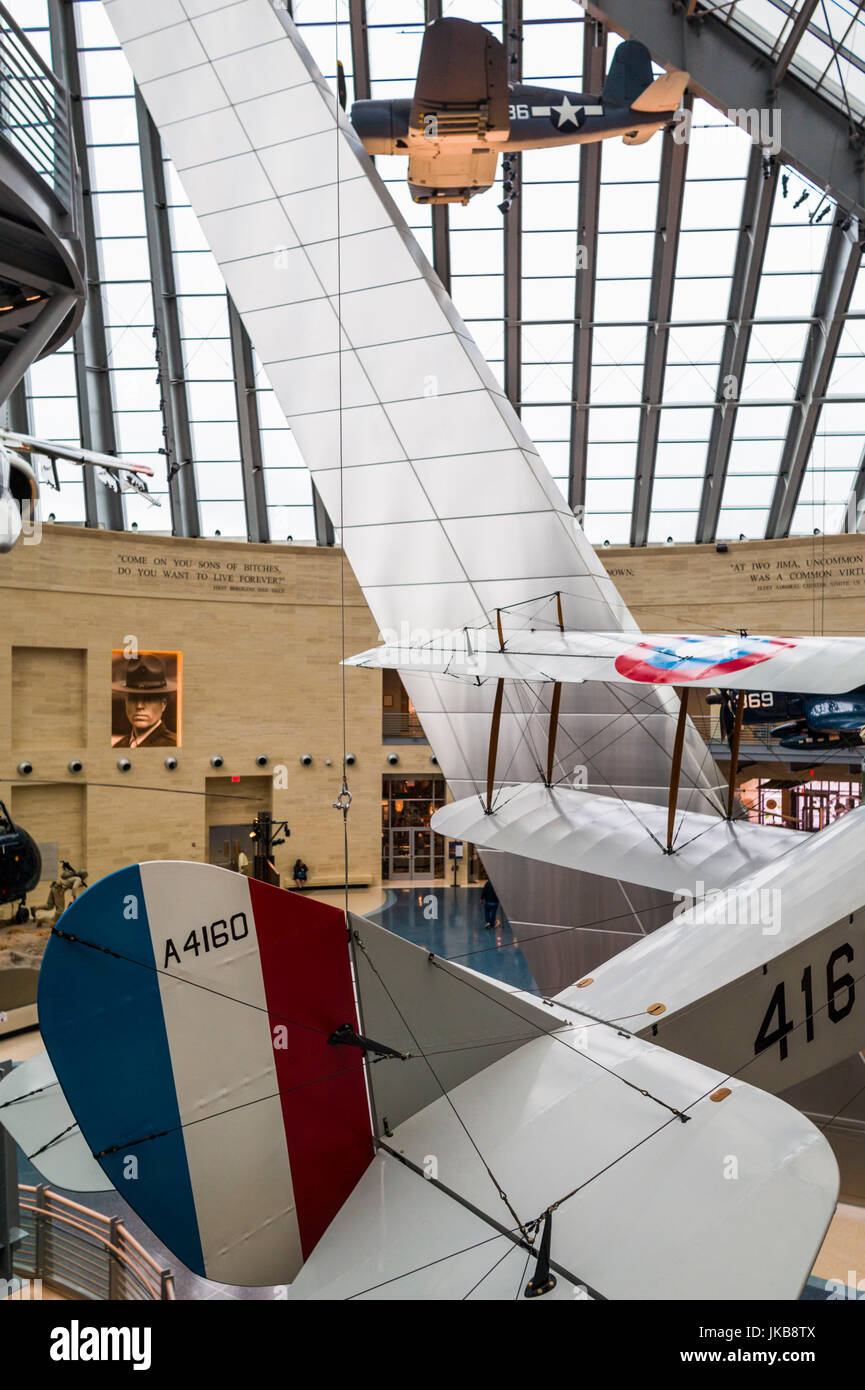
585,0,865,221
845,433,865,533
630,104,690,548
766,209,863,537
136,89,200,538
227,295,269,544
49,0,125,533
696,144,778,543
771,0,821,88
503,0,522,414
568,17,607,516
424,0,451,293
0,291,76,408
4,377,30,434
348,0,371,101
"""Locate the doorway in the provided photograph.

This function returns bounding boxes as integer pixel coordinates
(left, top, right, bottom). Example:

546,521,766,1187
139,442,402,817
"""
382,777,446,881
208,823,253,871
386,827,436,879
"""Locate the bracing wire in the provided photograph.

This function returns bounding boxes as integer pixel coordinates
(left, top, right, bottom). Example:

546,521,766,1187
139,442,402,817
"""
350,929,532,1239
334,6,350,924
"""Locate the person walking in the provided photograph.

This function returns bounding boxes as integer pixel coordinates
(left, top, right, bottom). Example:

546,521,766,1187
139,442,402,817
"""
480,875,499,930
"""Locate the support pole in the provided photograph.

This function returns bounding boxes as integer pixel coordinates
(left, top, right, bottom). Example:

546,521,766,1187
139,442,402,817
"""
486,609,506,813
545,684,562,787
546,591,565,786
486,681,504,815
666,687,690,853
726,690,746,819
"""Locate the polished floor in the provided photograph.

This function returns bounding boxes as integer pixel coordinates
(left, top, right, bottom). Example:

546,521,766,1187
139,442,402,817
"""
369,884,537,993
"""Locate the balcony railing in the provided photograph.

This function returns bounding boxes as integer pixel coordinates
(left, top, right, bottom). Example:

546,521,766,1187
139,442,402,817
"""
0,2,75,210
383,710,428,742
14,1184,175,1301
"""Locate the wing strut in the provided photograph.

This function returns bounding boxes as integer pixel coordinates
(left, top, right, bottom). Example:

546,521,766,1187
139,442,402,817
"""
486,609,506,813
666,687,690,852
726,689,746,819
544,592,565,787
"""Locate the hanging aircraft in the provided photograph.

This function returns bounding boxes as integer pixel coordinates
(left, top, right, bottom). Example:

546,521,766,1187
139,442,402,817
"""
26,0,860,1302
710,685,865,750
0,427,157,553
349,18,689,205
12,625,865,1299
0,800,41,925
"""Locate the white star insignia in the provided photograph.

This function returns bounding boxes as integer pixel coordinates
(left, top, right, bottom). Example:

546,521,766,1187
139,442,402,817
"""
552,95,583,128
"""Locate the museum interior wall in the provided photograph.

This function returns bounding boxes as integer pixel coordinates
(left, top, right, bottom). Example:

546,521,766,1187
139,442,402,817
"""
0,525,393,897
3,525,865,902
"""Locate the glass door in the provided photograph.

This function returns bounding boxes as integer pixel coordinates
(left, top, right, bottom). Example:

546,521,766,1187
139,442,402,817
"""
386,827,435,880
382,777,446,880
389,829,412,878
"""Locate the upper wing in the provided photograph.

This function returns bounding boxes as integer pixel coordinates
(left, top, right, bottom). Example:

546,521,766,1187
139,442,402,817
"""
0,427,154,478
347,629,865,694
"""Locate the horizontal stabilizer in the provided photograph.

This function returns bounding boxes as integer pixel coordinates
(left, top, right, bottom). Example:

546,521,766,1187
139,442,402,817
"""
290,1028,838,1300
347,629,865,694
631,68,689,113
349,910,565,1131
432,784,803,895
0,1052,112,1193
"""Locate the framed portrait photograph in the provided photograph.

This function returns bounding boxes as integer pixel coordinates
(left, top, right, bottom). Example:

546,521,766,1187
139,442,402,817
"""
111,650,183,748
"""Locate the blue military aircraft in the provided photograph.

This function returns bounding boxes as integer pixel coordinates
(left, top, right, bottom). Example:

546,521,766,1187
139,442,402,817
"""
349,18,688,205
711,687,865,751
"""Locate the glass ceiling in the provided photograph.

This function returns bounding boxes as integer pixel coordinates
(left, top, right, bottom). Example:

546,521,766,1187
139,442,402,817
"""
6,0,865,547
724,0,865,126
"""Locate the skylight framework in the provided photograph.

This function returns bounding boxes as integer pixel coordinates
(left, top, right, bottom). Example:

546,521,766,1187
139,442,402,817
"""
5,0,865,547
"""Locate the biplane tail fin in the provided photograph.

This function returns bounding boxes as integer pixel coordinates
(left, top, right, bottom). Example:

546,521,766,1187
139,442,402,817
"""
38,862,376,1286
36,862,560,1286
